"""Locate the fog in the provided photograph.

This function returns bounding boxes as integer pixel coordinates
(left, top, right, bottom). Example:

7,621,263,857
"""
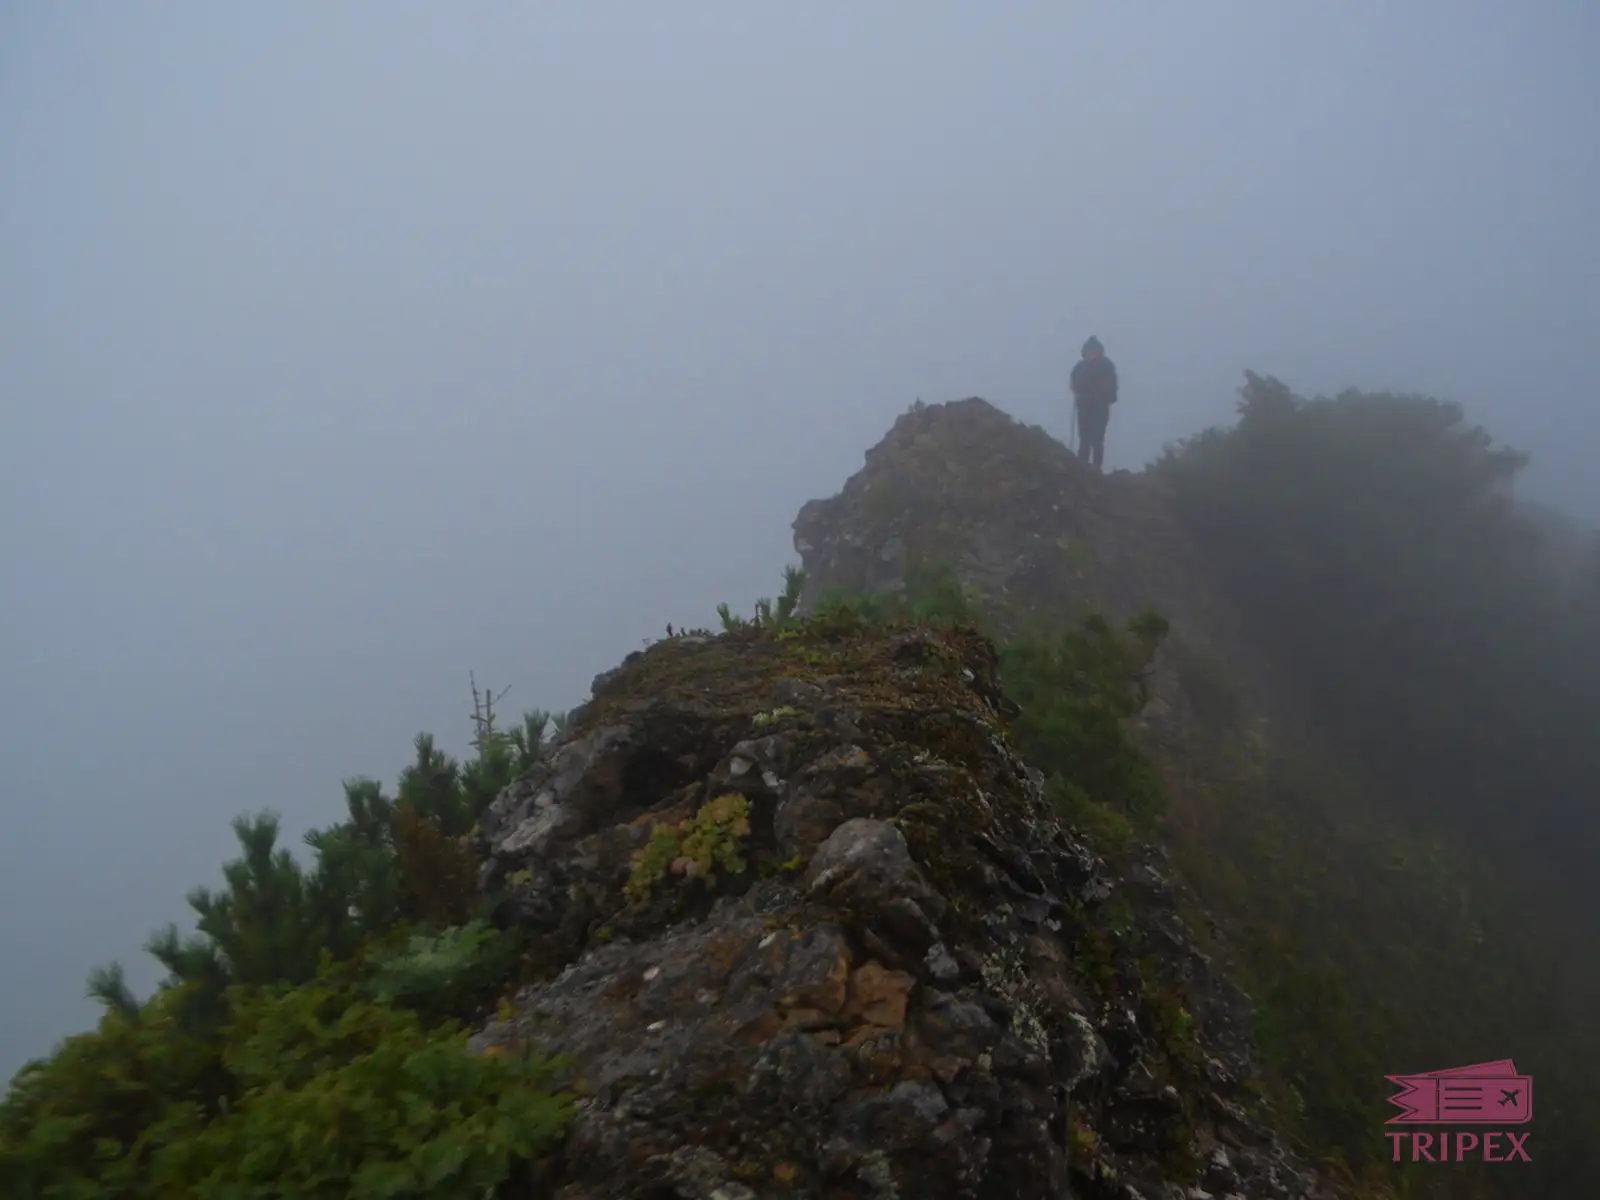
2,3,1596,1080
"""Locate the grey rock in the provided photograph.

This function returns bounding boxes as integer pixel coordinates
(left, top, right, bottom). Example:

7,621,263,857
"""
465,597,1338,1199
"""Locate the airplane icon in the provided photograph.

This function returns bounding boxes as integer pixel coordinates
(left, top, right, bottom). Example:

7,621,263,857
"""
1386,1060,1533,1124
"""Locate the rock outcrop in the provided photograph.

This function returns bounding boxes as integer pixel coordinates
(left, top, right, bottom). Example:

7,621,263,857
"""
786,396,1322,864
471,616,1335,1198
790,398,1226,634
789,398,1273,761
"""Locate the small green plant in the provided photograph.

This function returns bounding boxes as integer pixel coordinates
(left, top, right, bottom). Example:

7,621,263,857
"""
768,853,806,876
807,560,985,630
718,565,807,632
1046,775,1138,859
1139,960,1201,1072
751,705,802,728
625,793,752,902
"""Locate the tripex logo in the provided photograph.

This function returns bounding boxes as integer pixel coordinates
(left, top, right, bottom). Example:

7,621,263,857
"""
1385,1059,1533,1163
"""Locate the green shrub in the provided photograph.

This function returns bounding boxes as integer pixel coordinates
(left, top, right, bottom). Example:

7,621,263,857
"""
364,919,526,1029
1,680,570,1196
0,984,218,1198
1000,611,1170,829
1045,774,1137,857
146,971,569,1198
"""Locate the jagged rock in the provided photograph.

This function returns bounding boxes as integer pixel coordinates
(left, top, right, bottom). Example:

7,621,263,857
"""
470,617,1337,1198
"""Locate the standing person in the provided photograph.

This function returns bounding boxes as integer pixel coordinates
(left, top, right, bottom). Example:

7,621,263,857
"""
1070,335,1118,470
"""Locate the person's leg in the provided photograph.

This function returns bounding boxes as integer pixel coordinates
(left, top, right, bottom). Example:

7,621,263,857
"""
1087,403,1109,468
1076,403,1093,461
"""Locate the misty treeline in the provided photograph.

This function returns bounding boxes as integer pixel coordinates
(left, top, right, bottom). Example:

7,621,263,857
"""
1155,372,1600,868
1150,375,1600,1197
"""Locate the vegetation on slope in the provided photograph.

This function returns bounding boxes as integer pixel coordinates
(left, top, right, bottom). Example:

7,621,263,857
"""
789,563,1174,851
1153,372,1600,862
0,686,573,1199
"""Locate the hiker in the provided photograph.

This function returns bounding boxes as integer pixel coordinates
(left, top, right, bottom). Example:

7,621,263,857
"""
1070,335,1118,470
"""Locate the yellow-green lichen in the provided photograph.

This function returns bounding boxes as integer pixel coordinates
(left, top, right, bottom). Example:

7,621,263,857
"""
978,942,1051,1056
751,705,803,728
625,793,752,902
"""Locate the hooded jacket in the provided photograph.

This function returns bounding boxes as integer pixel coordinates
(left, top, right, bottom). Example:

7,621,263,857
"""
1071,353,1118,408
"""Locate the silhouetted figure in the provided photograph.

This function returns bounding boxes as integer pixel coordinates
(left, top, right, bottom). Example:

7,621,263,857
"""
1071,335,1118,470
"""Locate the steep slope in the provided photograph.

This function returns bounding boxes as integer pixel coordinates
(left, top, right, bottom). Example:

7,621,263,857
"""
471,619,1339,1199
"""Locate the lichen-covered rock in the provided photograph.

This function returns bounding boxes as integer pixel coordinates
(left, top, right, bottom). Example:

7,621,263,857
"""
471,620,1339,1198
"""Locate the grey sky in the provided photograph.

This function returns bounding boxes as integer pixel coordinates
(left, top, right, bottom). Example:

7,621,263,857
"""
2,3,1596,1079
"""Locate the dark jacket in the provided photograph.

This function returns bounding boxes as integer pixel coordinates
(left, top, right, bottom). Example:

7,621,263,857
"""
1071,355,1118,408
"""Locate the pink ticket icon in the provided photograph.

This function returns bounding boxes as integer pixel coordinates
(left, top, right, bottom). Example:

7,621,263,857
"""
1386,1059,1532,1124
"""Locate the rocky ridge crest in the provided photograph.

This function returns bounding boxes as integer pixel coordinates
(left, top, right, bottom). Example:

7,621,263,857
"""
469,608,1336,1198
